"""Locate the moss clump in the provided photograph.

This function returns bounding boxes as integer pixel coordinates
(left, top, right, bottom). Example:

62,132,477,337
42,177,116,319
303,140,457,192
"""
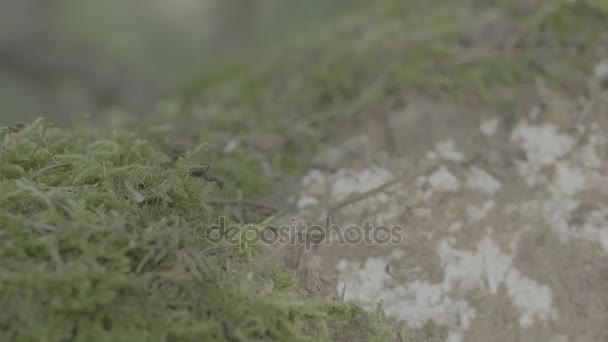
0,119,394,341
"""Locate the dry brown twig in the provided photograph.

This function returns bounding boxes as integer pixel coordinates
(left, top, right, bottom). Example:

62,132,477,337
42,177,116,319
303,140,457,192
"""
341,68,392,123
207,199,279,213
207,197,280,224
327,166,432,217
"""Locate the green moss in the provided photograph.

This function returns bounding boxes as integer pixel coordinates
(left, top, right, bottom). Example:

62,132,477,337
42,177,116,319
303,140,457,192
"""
5,1,606,339
179,0,607,155
0,119,395,341
443,56,534,101
212,150,270,197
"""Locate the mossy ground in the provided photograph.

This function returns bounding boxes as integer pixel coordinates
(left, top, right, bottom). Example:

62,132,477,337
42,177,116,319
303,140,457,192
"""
179,0,607,194
0,119,394,341
2,0,607,340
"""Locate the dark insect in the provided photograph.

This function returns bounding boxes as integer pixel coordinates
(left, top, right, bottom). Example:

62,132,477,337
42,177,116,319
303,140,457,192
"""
190,164,226,190
8,122,26,133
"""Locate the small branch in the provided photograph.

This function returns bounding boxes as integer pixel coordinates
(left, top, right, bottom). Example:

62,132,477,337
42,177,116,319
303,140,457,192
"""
341,68,391,123
207,199,279,213
327,166,431,217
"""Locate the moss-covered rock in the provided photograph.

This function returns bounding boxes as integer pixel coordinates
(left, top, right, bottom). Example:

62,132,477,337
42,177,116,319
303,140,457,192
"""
0,119,394,341
3,0,607,340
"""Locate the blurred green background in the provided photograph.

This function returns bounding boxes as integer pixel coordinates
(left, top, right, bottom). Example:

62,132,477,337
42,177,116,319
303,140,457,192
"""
0,0,365,124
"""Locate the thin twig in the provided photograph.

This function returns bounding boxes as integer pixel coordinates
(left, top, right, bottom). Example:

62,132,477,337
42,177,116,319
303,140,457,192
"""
341,69,391,123
327,166,431,217
207,199,279,213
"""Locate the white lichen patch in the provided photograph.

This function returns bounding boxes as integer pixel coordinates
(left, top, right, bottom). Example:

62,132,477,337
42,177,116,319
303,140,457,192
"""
329,166,394,201
538,158,608,252
413,207,432,219
466,166,501,195
593,61,608,85
296,195,319,209
448,222,463,233
579,127,604,169
428,166,460,193
550,161,585,196
223,139,240,154
300,169,327,196
466,200,495,222
337,237,557,339
480,117,499,137
435,140,466,162
510,121,576,187
510,121,575,167
505,268,556,328
294,116,608,340
295,166,405,224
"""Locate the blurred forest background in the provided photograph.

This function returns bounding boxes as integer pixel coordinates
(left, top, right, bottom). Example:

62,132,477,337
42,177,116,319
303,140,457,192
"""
0,0,365,124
